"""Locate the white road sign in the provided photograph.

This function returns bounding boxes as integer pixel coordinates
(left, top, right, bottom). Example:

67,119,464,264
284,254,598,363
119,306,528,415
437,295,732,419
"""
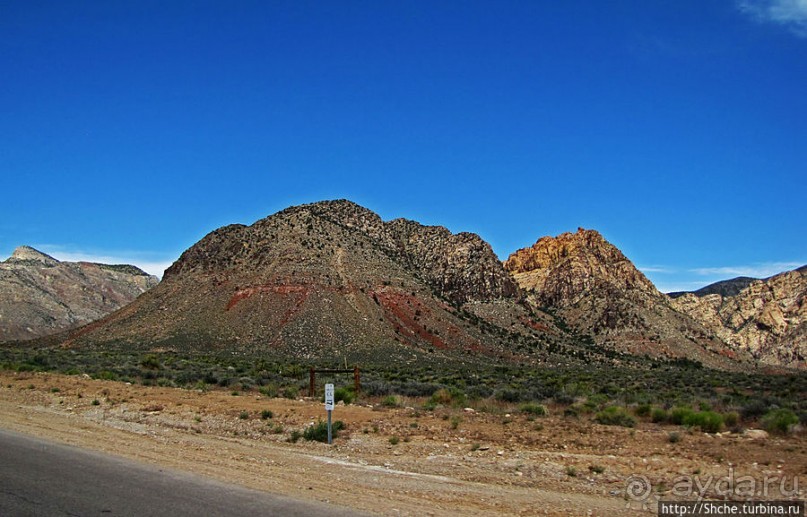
324,383,335,411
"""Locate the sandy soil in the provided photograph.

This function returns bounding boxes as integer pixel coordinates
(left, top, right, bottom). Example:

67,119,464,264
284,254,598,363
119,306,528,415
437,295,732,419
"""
0,371,804,516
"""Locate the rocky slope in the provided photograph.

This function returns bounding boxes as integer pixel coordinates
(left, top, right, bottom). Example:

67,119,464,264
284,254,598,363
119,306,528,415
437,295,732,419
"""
0,246,159,342
670,266,806,367
58,200,562,364
504,229,749,368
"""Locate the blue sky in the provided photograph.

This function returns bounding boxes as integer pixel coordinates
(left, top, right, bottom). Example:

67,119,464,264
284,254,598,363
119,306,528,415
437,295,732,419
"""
1,1,805,292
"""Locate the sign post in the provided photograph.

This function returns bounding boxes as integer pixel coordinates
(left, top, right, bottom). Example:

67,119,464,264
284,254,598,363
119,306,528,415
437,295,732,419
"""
324,383,335,444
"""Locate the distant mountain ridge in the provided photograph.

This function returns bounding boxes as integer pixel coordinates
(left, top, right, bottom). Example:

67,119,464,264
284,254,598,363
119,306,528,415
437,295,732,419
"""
0,246,159,342
668,277,759,299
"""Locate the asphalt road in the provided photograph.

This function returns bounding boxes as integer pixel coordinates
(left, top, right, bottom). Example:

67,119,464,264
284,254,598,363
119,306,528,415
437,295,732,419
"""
0,428,363,516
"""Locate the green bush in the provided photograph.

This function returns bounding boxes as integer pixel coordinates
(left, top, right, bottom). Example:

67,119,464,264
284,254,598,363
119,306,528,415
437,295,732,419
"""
495,388,522,403
762,409,798,435
259,384,278,398
595,406,636,428
651,408,668,423
684,411,724,433
381,395,401,407
303,420,345,442
740,399,770,420
429,387,466,407
334,387,354,405
260,409,274,420
520,403,548,416
723,411,739,428
669,406,696,425
635,403,652,417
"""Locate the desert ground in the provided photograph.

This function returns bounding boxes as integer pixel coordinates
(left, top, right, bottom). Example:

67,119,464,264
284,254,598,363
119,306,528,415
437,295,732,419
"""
0,370,804,516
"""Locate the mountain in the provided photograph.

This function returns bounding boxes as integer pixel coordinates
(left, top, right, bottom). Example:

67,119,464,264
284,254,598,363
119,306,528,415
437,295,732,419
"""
57,200,564,365
670,266,806,367
504,228,749,368
0,246,159,342
668,277,758,299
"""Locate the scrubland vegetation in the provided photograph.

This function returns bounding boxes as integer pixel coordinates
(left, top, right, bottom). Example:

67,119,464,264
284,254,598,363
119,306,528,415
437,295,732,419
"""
1,346,804,436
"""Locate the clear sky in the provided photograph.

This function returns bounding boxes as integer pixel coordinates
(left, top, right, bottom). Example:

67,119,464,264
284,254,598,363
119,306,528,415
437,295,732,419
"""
1,1,805,292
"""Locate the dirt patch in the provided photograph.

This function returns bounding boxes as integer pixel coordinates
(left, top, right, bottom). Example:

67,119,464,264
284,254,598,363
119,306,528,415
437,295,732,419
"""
1,371,804,516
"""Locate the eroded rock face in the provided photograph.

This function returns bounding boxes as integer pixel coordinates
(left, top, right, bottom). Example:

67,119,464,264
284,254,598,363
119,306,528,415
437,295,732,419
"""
670,267,806,367
504,229,749,369
505,228,659,307
0,247,159,342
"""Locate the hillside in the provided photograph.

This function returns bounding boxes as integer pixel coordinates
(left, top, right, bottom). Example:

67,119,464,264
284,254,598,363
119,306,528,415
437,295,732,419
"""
57,201,566,365
0,246,159,342
670,265,806,367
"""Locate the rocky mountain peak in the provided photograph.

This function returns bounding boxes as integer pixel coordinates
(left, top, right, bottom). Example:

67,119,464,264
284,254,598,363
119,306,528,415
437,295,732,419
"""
504,228,659,307
166,200,518,304
8,246,59,266
503,228,746,368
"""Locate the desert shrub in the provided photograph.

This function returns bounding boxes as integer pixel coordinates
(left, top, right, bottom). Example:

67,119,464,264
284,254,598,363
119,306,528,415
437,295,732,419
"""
397,381,440,397
723,411,739,428
282,386,299,399
288,430,303,443
669,406,696,425
740,399,771,420
564,405,581,418
303,420,345,442
595,406,636,428
429,387,465,407
140,355,160,369
684,411,724,433
466,384,493,400
495,388,522,403
553,391,576,405
259,384,278,398
260,409,273,420
334,387,354,405
651,408,668,423
238,377,255,391
94,371,117,381
381,395,400,407
589,465,605,474
668,431,682,443
450,416,462,430
239,411,250,420
635,403,652,417
762,409,798,435
584,394,610,412
388,436,400,445
520,403,548,416
361,380,393,396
